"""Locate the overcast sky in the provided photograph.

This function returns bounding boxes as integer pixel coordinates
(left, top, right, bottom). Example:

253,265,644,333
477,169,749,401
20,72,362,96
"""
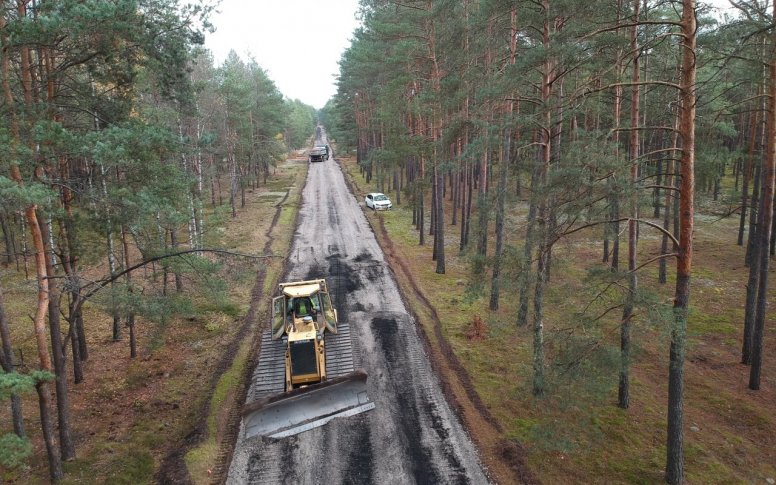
205,0,362,109
205,1,738,110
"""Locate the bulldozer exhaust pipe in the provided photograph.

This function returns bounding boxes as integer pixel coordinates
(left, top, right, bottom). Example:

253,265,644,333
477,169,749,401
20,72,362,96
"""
242,370,375,439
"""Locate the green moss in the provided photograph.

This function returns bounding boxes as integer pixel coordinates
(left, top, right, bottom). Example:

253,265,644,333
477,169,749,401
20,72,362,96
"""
185,441,219,484
99,447,155,484
689,309,738,335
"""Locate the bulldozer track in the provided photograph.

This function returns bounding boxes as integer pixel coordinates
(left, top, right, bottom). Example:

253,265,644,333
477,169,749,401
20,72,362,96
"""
325,322,356,377
250,333,287,400
250,321,356,401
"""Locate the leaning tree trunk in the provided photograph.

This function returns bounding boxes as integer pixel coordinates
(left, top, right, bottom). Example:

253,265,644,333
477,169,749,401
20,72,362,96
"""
4,5,63,475
27,206,64,481
39,217,75,460
666,1,696,483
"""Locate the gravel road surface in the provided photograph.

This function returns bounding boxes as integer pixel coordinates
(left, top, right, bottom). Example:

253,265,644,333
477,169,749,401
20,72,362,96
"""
227,129,490,484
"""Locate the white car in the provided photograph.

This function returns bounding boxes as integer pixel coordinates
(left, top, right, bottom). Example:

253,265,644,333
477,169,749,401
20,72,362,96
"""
365,192,392,210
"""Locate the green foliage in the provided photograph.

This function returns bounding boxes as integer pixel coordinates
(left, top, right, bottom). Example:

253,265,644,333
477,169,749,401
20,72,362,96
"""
0,371,49,469
0,434,33,469
286,100,317,149
0,177,57,213
0,371,34,400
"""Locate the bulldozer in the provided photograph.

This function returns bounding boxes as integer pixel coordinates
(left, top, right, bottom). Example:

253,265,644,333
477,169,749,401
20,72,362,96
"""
242,279,375,439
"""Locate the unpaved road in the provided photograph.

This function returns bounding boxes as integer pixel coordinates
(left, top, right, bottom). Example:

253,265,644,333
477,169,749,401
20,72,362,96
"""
227,129,490,484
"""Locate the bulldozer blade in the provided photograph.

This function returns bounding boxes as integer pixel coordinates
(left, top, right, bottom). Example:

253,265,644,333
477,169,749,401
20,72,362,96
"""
242,370,375,439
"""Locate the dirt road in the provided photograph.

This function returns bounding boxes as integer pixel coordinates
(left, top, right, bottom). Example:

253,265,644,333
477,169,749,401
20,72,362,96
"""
227,129,490,484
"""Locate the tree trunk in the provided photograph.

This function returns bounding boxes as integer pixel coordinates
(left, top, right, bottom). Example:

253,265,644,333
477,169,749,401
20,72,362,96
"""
170,229,184,292
660,122,679,284
529,1,553,386
620,0,640,410
748,13,776,390
435,164,445,274
0,284,25,438
490,9,517,310
430,169,437,240
4,6,64,474
58,172,88,364
419,156,426,246
532,241,547,397
100,163,122,340
475,147,489,275
518,160,542,327
27,206,64,481
666,2,696,482
746,88,766,266
40,218,76,459
608,5,624,270
0,213,14,266
122,226,137,358
490,130,509,310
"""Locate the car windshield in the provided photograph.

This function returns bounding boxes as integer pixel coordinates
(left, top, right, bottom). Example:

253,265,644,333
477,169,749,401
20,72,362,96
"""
374,194,388,201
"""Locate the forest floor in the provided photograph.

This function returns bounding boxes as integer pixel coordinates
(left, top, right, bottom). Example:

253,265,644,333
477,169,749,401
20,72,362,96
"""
0,153,307,484
340,155,776,484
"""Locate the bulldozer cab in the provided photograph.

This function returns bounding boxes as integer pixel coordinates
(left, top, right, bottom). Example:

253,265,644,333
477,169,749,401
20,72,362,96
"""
292,296,315,317
319,290,337,334
271,296,286,340
273,280,337,338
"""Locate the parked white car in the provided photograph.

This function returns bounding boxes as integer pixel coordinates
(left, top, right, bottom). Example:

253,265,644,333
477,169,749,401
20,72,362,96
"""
365,192,392,210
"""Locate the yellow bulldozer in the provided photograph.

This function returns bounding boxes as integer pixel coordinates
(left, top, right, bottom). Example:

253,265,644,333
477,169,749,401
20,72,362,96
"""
241,279,374,439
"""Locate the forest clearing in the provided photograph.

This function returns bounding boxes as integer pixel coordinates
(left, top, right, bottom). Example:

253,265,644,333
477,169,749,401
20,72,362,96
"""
2,0,776,484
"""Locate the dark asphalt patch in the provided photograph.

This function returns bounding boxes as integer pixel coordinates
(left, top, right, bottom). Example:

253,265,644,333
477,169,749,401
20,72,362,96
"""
422,399,468,484
354,251,371,263
342,416,375,484
323,254,362,325
279,436,299,482
371,316,442,484
303,261,327,283
326,253,361,294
